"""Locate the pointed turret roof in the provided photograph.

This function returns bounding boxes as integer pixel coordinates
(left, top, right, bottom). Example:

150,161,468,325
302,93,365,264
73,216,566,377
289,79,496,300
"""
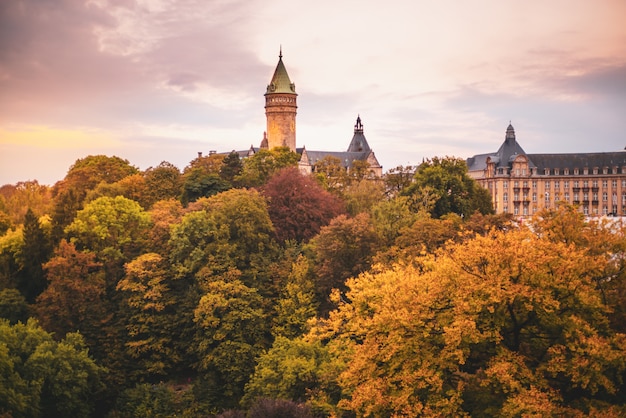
266,48,296,94
347,115,372,153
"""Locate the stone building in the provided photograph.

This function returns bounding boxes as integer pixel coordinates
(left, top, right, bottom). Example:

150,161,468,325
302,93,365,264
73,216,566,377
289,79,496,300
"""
467,123,626,217
233,50,382,177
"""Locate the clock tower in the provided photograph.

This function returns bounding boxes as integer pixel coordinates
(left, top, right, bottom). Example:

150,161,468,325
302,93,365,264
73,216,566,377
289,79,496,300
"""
264,49,297,151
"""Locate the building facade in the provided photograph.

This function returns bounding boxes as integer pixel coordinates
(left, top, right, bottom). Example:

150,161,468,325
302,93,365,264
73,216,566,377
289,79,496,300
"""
467,124,626,218
260,51,382,177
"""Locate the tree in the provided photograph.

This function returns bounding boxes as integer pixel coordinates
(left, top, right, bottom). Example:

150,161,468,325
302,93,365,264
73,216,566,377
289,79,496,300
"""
310,225,626,416
383,165,415,197
34,240,106,341
147,199,185,255
65,196,151,285
116,253,182,380
219,151,244,185
193,278,269,409
17,208,52,302
243,336,330,406
271,255,318,339
342,179,386,216
307,213,381,310
312,156,349,195
262,167,346,243
51,155,139,242
0,288,29,324
236,147,300,188
403,156,494,218
0,318,104,418
143,161,183,208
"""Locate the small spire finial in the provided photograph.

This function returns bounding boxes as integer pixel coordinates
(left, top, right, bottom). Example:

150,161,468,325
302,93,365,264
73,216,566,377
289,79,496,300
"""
279,45,282,59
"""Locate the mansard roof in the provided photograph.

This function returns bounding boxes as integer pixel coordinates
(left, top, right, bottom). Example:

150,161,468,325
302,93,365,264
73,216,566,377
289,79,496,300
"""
466,123,626,174
528,152,626,172
266,49,296,94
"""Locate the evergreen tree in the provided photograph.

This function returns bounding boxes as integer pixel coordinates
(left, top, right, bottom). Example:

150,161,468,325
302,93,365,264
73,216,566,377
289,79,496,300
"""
17,208,51,303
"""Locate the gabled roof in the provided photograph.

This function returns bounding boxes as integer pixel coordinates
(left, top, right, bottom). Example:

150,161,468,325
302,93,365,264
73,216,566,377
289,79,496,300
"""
300,150,380,169
265,49,296,94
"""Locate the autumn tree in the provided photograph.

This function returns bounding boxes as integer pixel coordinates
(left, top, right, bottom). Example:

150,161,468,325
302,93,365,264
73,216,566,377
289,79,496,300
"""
403,156,494,218
34,240,106,341
306,213,381,310
51,155,139,242
262,167,345,243
236,147,300,188
0,288,29,324
117,253,182,380
143,161,184,208
310,225,626,416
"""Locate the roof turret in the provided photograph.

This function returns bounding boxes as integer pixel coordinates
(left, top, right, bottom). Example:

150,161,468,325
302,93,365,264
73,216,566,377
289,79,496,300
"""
266,48,296,94
347,115,371,153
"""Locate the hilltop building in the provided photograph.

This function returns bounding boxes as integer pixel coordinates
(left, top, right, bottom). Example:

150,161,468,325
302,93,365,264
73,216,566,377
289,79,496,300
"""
225,50,382,177
467,123,626,217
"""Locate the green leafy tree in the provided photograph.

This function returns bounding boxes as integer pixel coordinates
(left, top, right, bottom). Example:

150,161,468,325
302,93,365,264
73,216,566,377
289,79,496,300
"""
65,196,151,286
403,156,494,218
181,154,231,204
0,288,29,324
193,278,269,409
0,318,104,418
0,181,52,227
271,255,318,339
262,167,345,243
0,227,23,290
51,155,139,242
383,165,415,197
236,147,300,188
17,209,52,302
243,337,331,407
342,179,386,216
220,151,244,185
312,156,349,195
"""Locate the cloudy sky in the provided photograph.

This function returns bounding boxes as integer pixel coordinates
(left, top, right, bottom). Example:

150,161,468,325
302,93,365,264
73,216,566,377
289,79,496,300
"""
1,0,625,186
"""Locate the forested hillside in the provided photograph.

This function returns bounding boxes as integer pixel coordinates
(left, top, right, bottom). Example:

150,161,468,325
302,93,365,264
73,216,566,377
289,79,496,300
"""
1,150,625,417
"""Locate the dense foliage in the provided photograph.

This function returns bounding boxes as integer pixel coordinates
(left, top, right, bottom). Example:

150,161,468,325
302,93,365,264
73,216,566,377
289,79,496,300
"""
1,154,625,417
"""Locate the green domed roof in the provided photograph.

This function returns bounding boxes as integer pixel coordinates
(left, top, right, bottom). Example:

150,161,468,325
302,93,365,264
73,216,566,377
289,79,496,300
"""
266,50,296,94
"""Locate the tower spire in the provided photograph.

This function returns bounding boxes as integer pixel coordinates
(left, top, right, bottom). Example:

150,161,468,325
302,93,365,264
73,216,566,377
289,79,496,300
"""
279,45,282,59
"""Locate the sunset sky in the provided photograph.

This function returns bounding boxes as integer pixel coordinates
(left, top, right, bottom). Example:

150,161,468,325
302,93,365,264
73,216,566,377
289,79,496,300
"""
1,0,625,186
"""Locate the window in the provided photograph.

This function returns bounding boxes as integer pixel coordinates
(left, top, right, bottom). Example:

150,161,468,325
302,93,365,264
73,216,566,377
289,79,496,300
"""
574,169,579,175
545,192,550,202
514,181,519,187
584,193,589,201
504,206,508,213
593,180,598,188
584,181,589,187
593,192,598,201
613,180,617,188
514,193,519,201
603,180,608,188
565,192,570,201
523,206,528,215
564,180,569,189
574,181,579,188
603,206,608,215
503,181,508,188
532,181,537,188
532,192,537,202
555,181,560,189
574,193,579,201
514,206,519,215
623,180,626,188
613,193,618,203
545,181,550,189
583,206,589,215
603,167,608,174
564,168,569,175
503,192,508,202
603,192,608,201
523,181,528,188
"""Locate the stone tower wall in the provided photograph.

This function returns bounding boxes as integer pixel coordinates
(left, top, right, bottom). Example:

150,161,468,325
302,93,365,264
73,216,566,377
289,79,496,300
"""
265,93,297,151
